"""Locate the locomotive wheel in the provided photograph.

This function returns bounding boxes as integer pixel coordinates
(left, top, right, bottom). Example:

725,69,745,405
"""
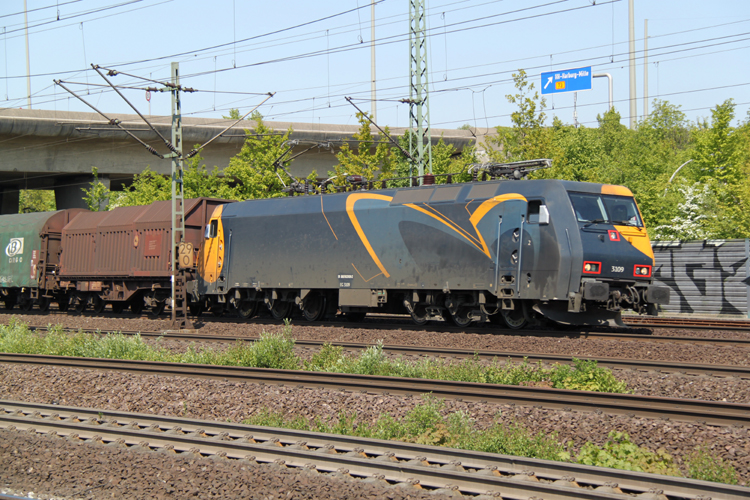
488,312,505,326
302,293,325,322
344,311,366,323
270,301,293,321
111,302,125,314
409,304,429,326
447,307,473,328
38,297,51,312
501,308,527,330
236,300,258,320
150,302,166,317
92,296,106,314
130,299,144,315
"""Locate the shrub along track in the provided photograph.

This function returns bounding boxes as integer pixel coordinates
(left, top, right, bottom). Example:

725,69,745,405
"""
1,401,746,500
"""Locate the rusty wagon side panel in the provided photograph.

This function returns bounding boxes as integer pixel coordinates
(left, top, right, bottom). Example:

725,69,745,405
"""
58,198,229,307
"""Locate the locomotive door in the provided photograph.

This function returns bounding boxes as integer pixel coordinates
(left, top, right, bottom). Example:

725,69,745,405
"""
494,199,526,297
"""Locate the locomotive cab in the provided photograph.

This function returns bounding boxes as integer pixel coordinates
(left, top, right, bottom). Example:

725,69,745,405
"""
532,184,670,326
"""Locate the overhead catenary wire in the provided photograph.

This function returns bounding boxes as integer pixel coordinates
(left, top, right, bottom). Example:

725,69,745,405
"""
2,0,748,130
54,79,166,158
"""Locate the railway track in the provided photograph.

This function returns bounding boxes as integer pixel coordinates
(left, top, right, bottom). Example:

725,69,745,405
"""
1,400,746,500
19,319,750,347
22,325,750,379
8,305,750,333
624,315,750,331
2,353,749,427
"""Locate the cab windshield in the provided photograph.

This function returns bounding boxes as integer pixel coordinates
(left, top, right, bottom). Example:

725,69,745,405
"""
569,192,643,227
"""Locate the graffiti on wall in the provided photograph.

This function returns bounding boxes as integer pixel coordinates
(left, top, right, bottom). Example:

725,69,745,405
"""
652,240,749,316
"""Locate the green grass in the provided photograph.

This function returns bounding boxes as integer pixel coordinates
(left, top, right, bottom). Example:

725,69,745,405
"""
243,395,570,462
244,399,741,485
0,317,627,393
304,341,630,393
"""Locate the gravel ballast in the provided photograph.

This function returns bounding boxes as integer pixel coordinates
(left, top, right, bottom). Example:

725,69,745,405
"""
1,364,749,487
2,312,749,496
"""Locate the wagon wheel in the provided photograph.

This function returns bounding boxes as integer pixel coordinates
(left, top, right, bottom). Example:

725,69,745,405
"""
74,296,88,313
236,300,258,320
38,297,51,312
150,301,166,317
302,293,325,322
344,311,366,323
19,298,33,312
110,302,125,314
4,297,15,310
270,300,293,321
501,307,527,330
130,298,144,315
446,307,473,328
92,296,106,314
409,303,429,326
56,298,69,312
188,301,204,317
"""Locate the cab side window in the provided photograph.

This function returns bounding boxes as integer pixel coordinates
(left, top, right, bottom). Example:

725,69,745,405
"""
205,220,218,239
527,199,550,224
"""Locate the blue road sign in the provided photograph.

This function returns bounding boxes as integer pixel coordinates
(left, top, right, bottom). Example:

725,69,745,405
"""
541,66,592,95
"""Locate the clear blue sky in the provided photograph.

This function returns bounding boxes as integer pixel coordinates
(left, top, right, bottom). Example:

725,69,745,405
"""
1,0,748,131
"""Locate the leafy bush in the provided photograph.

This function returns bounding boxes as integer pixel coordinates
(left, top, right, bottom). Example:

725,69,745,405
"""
549,358,630,393
686,447,739,484
576,431,681,476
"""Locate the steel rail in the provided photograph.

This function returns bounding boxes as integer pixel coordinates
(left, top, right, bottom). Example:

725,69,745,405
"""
1,401,746,500
624,315,750,331
1,353,749,428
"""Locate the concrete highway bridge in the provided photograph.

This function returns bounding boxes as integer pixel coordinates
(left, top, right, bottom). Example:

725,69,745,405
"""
0,108,480,214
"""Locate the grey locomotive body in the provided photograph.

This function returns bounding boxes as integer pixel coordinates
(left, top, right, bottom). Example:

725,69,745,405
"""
196,178,669,328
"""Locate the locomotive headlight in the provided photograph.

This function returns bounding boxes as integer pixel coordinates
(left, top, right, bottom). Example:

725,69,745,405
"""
634,265,652,277
583,261,601,274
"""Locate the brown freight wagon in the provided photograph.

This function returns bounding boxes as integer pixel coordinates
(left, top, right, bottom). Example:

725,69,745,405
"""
58,198,228,314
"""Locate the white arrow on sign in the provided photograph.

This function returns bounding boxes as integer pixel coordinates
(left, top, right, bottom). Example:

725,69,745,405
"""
544,76,553,89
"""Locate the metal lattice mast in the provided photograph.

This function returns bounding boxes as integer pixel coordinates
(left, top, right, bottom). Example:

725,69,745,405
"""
170,62,191,329
408,0,432,182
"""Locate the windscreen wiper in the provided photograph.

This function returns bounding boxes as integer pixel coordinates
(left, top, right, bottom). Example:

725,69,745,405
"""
582,219,606,228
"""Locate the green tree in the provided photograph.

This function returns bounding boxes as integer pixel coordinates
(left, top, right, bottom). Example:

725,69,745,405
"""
693,99,741,184
485,69,552,163
391,131,476,186
223,112,300,200
82,167,110,211
19,190,56,213
328,111,395,188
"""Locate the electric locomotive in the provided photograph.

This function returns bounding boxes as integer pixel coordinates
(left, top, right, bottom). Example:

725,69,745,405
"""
193,162,669,328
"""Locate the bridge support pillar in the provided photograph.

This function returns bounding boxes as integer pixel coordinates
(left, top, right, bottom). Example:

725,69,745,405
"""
0,187,20,215
55,174,110,210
